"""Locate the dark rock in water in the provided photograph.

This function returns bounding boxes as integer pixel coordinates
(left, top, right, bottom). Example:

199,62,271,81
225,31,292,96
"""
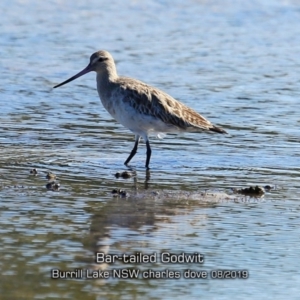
119,190,128,198
30,168,38,175
46,172,56,180
111,188,120,195
234,185,265,196
115,171,134,179
111,188,128,198
264,185,273,191
46,181,60,191
120,171,132,179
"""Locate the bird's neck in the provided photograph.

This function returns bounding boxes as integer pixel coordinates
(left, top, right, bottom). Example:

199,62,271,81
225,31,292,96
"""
96,65,118,101
97,64,118,84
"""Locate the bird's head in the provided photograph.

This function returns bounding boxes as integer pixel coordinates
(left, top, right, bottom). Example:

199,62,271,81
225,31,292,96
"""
53,50,114,88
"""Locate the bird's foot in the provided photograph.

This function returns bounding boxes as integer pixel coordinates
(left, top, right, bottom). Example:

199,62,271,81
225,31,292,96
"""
124,163,136,171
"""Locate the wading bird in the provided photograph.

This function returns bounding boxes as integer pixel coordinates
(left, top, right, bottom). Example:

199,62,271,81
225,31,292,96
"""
54,50,227,169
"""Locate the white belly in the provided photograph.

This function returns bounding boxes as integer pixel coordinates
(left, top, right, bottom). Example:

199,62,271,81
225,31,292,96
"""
99,92,177,137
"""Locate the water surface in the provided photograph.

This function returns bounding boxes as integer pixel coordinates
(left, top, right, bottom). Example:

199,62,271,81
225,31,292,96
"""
1,0,300,299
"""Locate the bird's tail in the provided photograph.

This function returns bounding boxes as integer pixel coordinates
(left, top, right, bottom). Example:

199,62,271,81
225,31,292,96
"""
209,125,227,134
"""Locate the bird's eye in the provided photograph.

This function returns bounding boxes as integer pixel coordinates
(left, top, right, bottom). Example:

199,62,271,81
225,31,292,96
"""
98,57,107,62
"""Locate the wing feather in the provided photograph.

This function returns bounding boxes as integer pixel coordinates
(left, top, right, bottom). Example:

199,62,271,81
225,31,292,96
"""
117,77,215,131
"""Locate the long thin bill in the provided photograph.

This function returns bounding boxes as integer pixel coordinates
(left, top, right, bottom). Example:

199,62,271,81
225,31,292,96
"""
53,64,92,88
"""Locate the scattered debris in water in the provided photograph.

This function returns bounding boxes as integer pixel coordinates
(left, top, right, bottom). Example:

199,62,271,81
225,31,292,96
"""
120,190,128,197
30,168,38,175
111,189,119,195
233,186,265,197
109,189,257,202
46,172,56,181
111,188,128,198
115,171,134,179
264,185,274,191
46,181,60,191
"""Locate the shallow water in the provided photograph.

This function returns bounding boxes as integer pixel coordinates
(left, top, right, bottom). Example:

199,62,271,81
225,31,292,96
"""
1,0,300,299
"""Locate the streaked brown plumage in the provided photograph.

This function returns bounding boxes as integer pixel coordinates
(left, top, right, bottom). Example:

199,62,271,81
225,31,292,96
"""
54,50,227,168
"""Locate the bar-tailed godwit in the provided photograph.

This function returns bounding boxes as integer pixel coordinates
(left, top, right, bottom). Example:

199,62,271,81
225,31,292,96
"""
54,50,227,169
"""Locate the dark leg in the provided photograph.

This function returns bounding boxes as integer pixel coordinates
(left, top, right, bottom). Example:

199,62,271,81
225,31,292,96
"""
145,140,152,169
124,135,140,166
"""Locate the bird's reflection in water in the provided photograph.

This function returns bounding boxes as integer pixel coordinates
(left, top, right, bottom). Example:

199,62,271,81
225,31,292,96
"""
125,167,151,190
145,169,151,189
82,169,225,275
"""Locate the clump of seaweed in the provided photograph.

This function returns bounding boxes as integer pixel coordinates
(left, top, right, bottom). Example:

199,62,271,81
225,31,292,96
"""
233,185,265,197
115,171,134,179
46,172,56,180
30,168,38,175
111,189,128,198
46,181,60,191
264,185,275,191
